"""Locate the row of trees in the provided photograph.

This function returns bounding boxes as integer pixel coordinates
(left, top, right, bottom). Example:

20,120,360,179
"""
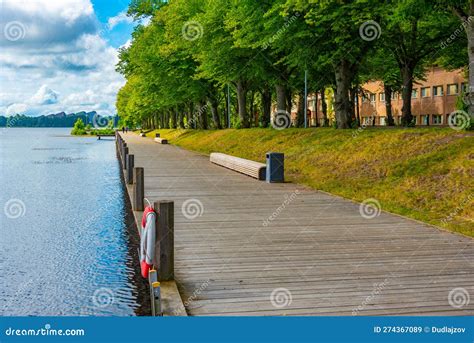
116,0,472,129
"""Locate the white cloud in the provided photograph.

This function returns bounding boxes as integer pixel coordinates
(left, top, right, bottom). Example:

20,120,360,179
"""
108,11,133,30
0,0,126,117
31,85,59,105
6,103,28,116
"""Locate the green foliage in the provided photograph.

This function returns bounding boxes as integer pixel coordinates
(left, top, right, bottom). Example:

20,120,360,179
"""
116,0,470,130
71,118,86,135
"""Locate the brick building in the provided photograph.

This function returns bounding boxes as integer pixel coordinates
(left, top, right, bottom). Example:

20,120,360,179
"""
359,67,468,126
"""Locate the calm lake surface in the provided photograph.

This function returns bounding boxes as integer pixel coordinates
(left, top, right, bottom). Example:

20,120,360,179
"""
0,128,147,316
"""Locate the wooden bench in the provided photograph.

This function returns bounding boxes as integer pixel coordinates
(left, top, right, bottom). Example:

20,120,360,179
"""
154,137,168,144
210,153,266,180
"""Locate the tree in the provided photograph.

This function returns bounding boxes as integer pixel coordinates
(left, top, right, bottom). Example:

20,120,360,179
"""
381,0,461,125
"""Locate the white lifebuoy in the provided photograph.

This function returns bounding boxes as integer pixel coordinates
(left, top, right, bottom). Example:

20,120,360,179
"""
140,207,156,278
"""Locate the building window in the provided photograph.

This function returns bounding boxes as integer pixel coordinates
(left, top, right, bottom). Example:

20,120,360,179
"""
432,115,442,124
362,94,368,103
391,92,398,100
379,93,385,102
421,87,431,98
461,83,468,93
412,89,418,98
380,117,387,126
433,85,443,96
421,115,430,125
370,93,376,103
447,84,458,95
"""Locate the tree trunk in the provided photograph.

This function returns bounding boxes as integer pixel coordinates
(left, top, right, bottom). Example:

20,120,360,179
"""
401,64,415,126
249,91,256,126
350,86,357,125
296,89,305,127
334,60,353,128
171,108,177,129
467,16,474,117
286,89,292,114
261,87,271,128
198,100,208,129
384,84,395,126
314,91,319,127
355,90,360,126
276,84,287,114
236,80,249,128
224,89,230,128
321,88,328,127
187,102,194,128
178,106,185,128
164,111,170,129
209,97,222,129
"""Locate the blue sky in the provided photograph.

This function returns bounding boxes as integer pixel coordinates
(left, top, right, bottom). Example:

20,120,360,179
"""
0,0,141,116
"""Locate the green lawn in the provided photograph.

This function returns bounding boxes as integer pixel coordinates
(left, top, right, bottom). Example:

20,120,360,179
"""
144,127,473,237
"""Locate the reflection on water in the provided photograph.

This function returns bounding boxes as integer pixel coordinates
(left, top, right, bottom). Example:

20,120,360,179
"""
0,128,149,316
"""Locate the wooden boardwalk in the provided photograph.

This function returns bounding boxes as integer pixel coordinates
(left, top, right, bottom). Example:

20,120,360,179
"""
120,132,474,316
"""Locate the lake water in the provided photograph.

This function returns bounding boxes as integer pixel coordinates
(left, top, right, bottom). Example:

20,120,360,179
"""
0,128,148,316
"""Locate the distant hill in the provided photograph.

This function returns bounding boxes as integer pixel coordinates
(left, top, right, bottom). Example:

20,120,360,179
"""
0,112,119,128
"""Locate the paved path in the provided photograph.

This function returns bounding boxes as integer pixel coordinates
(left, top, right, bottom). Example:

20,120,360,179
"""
120,132,473,316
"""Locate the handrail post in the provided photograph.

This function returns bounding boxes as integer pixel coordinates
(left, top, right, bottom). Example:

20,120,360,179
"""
126,154,134,184
133,167,144,211
123,146,129,170
154,200,174,281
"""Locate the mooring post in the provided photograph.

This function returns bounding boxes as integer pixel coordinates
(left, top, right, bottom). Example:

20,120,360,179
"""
133,167,144,211
154,200,174,281
123,146,129,170
126,154,134,184
121,143,127,166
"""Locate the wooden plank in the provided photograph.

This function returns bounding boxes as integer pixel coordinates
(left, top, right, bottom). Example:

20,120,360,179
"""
118,132,474,317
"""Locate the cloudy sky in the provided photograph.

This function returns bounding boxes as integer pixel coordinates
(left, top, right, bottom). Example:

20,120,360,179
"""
0,0,140,116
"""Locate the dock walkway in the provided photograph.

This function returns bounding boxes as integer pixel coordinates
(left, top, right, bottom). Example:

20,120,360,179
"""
119,132,473,316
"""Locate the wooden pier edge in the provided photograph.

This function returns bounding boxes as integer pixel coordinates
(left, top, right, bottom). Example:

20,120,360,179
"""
117,135,187,317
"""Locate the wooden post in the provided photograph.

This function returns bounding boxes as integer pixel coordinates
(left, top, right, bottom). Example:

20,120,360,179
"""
133,167,144,211
154,201,174,281
121,143,127,166
126,154,134,184
123,147,129,170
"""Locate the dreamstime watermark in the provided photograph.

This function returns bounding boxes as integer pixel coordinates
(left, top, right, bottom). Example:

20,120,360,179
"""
4,324,85,337
440,16,473,50
352,278,389,315
447,110,471,131
181,198,204,220
184,104,208,130
359,20,381,41
92,113,109,129
262,13,300,50
263,190,300,227
448,287,470,309
4,21,26,41
441,193,473,225
352,116,375,138
270,287,292,308
359,198,381,219
173,279,210,315
4,198,26,219
271,110,291,130
92,287,114,308
182,20,203,41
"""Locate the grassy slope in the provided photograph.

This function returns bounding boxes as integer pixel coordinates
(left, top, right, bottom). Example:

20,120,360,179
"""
145,128,473,237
